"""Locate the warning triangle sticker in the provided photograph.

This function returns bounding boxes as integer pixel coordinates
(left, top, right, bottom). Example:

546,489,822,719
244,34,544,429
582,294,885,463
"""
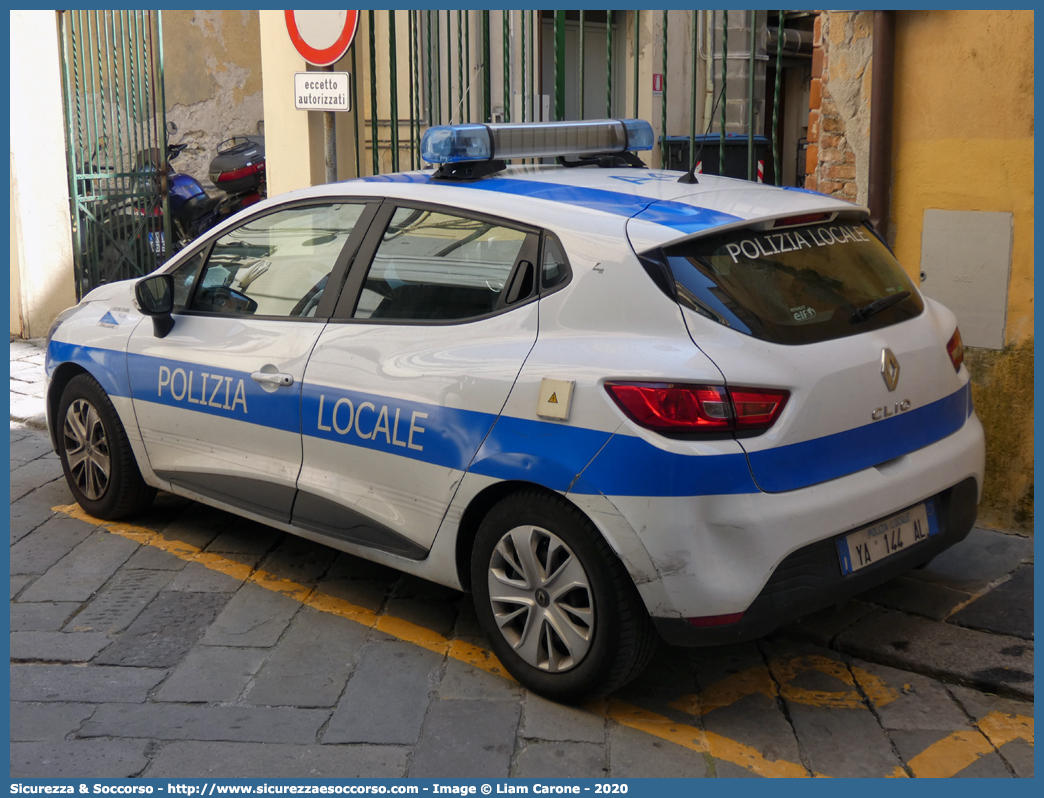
548,392,558,404
99,311,118,326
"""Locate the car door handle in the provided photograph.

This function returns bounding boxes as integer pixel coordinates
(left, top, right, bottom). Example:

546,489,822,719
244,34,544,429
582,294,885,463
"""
251,371,294,387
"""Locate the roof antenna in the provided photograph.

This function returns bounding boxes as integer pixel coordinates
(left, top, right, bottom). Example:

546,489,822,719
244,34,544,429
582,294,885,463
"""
451,62,484,125
678,80,727,184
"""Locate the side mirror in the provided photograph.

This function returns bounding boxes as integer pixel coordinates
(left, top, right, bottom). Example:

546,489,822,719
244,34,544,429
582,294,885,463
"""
135,274,175,338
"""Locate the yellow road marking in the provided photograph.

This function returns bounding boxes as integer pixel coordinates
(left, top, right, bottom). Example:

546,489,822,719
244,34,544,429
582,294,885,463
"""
904,712,1033,778
670,655,899,716
773,654,899,709
59,503,816,775
944,573,1012,620
906,730,996,778
605,698,821,778
670,665,776,715
977,711,1034,749
55,503,1023,778
56,504,513,678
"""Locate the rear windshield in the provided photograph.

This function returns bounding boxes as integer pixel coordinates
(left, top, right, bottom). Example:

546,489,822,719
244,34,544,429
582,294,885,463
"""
661,221,923,345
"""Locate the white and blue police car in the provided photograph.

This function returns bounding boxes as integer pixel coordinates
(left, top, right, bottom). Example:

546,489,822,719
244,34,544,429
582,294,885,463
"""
46,119,984,701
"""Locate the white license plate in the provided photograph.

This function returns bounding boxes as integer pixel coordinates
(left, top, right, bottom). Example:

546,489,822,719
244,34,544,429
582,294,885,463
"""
836,501,939,576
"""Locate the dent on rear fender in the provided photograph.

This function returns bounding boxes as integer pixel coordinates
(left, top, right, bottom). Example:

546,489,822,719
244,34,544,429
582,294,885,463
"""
565,490,675,617
467,433,665,588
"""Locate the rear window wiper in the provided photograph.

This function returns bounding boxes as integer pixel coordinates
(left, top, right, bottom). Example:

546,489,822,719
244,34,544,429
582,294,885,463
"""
850,290,911,324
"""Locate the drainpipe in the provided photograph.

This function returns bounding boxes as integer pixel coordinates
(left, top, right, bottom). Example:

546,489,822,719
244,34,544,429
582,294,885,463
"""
868,10,895,241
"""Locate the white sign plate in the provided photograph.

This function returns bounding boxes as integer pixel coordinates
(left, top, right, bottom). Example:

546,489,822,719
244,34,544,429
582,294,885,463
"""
294,72,351,112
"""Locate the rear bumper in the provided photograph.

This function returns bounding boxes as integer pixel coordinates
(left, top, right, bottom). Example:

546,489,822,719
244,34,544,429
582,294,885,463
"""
653,475,978,646
603,410,984,624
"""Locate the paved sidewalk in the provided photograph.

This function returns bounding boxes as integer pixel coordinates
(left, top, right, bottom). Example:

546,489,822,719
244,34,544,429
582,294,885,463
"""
10,337,48,431
9,337,1035,778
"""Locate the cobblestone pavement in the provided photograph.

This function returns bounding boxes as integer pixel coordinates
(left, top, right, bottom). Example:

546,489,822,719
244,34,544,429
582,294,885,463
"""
9,338,1035,778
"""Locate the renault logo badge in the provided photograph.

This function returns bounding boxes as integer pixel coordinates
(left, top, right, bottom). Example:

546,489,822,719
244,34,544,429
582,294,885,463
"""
881,348,900,391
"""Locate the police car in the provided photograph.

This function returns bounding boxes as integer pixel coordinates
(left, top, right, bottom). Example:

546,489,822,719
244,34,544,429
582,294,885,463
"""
46,119,984,701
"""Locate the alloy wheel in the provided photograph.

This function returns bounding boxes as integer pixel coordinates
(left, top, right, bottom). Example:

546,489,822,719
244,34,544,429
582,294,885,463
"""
63,398,111,500
486,525,595,672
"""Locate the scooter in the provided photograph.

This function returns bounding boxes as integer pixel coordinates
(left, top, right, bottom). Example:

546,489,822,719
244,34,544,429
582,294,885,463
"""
155,141,232,253
208,135,266,214
143,132,266,257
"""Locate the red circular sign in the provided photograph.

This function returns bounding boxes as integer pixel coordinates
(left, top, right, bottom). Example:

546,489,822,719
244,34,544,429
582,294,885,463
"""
285,10,359,67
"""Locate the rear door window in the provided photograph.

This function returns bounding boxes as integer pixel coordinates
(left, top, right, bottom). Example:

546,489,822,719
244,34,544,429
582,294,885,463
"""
661,221,923,344
353,207,536,322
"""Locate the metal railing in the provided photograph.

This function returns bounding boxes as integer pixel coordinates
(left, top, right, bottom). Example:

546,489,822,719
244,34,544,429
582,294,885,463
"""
350,10,792,186
58,10,168,297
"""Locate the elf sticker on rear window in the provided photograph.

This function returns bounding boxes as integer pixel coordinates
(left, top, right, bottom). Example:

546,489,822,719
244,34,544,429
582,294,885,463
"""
790,305,817,322
724,225,872,265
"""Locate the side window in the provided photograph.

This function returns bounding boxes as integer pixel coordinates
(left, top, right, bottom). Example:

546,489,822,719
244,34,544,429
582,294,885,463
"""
542,235,571,290
190,203,365,318
170,251,205,310
354,207,531,322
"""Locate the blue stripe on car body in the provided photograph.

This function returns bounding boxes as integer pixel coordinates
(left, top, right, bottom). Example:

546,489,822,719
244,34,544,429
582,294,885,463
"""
48,339,131,400
745,381,972,493
50,342,974,499
125,350,301,434
356,174,743,234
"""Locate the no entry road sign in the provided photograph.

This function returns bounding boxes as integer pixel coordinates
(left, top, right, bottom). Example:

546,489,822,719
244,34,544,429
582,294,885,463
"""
285,10,359,67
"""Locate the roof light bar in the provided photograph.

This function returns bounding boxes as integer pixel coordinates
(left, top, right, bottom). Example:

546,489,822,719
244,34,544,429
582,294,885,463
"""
420,119,654,165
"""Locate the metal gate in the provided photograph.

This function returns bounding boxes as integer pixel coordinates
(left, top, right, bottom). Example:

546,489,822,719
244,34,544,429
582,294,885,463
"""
57,10,168,298
357,11,798,186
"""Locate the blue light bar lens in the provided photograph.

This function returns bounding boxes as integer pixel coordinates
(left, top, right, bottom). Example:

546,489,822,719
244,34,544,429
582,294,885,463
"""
421,119,654,164
622,119,655,151
421,125,491,164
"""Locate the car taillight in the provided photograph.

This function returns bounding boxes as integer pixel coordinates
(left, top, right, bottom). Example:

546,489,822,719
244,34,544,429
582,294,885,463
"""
946,327,964,372
605,382,789,433
730,388,790,429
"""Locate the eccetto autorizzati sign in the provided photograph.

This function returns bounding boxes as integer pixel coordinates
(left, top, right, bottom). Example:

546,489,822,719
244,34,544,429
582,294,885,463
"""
294,72,351,112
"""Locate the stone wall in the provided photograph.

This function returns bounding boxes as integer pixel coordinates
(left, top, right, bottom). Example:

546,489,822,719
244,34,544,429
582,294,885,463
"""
804,11,873,205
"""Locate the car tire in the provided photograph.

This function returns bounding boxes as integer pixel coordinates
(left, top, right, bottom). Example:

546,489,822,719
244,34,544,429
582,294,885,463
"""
57,373,156,520
471,490,656,703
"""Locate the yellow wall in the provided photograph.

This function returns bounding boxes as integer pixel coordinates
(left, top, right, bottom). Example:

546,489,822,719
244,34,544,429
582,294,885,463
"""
258,10,313,196
891,10,1034,531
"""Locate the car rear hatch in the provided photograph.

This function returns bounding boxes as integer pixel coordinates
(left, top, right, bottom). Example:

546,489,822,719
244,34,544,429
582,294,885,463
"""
631,210,971,493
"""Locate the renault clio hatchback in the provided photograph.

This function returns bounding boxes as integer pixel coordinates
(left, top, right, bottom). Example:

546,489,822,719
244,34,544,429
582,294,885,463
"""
46,119,984,701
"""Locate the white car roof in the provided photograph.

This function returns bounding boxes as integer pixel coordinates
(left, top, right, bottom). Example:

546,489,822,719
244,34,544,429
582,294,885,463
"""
273,165,868,254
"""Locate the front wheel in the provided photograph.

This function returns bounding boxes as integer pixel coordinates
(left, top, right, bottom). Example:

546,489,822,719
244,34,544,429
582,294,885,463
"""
471,491,656,703
57,373,156,520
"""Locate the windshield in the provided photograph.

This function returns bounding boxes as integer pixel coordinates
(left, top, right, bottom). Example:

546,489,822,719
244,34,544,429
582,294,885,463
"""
660,221,923,345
